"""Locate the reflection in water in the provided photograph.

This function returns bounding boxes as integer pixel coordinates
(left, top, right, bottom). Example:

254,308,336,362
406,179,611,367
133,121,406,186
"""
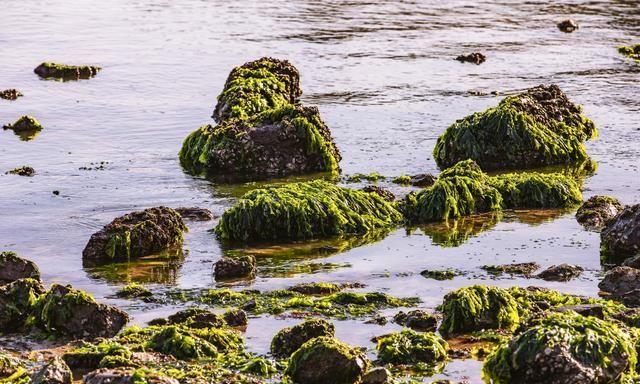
205,171,337,198
85,248,185,285
11,129,41,141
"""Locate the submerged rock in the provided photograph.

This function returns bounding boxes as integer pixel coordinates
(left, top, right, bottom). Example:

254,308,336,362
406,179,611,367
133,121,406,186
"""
214,255,256,281
216,180,403,242
34,62,100,80
271,318,335,358
174,207,214,221
0,89,23,100
433,85,596,171
31,357,72,384
455,52,486,64
82,207,187,264
5,166,35,177
0,251,40,284
600,204,640,265
576,195,623,230
481,262,540,276
0,278,44,332
557,19,579,32
536,263,583,282
286,337,369,384
618,44,640,61
83,368,178,384
483,311,636,384
393,310,437,332
361,185,395,202
376,329,448,365
35,284,129,338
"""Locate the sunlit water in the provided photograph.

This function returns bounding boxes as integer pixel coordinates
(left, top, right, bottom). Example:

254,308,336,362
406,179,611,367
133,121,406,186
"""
1,1,639,382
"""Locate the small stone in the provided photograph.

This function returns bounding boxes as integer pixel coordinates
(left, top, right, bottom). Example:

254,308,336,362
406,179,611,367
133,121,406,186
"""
3,115,42,134
420,269,455,280
0,89,23,101
576,195,623,230
393,309,437,332
174,207,215,221
34,62,101,80
362,367,391,384
455,52,486,64
536,264,583,282
31,357,72,384
214,255,256,281
223,308,248,327
410,173,437,187
558,19,579,33
52,190,60,196
482,262,541,276
5,166,35,177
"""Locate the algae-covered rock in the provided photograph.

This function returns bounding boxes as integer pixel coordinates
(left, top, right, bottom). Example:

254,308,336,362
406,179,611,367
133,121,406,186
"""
0,251,40,284
216,180,403,242
434,85,596,171
455,52,486,64
271,318,335,358
83,368,178,384
146,326,218,360
439,285,519,337
3,115,43,141
62,341,133,371
481,262,540,276
288,282,343,295
0,278,44,332
286,336,369,384
83,207,187,264
5,166,35,177
34,62,100,80
0,89,23,100
155,307,226,329
361,185,396,202
376,329,448,365
618,44,640,61
483,311,637,384
537,263,584,282
393,310,438,332
35,284,129,338
601,204,640,265
31,357,72,384
115,283,152,299
214,255,256,281
576,195,624,230
174,207,214,221
487,172,583,209
420,269,456,281
223,308,248,327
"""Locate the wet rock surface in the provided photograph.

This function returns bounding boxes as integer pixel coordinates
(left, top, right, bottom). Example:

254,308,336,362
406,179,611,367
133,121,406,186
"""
31,357,72,384
393,310,437,332
271,318,335,358
214,255,256,280
409,173,437,187
576,195,623,230
0,88,23,100
34,62,101,80
174,207,214,221
557,19,579,32
83,368,178,384
600,203,640,265
420,269,455,280
455,52,486,64
0,251,40,284
5,166,35,176
536,263,583,282
554,304,605,319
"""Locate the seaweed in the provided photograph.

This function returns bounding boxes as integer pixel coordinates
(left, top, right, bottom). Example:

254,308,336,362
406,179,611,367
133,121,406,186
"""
376,329,448,365
618,44,640,62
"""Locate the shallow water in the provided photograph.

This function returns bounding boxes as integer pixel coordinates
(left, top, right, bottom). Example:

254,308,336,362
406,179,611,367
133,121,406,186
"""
1,0,639,382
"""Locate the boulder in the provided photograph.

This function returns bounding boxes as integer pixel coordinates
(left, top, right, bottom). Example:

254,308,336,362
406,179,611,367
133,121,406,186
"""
223,308,248,327
376,329,448,364
536,263,583,282
455,52,486,64
214,255,256,280
286,337,369,384
288,282,343,295
0,89,23,100
31,357,72,384
35,284,129,338
0,278,44,332
362,367,391,384
393,310,437,332
409,173,437,187
433,85,596,170
173,207,214,221
114,283,152,299
34,62,100,80
601,204,640,265
0,251,40,284
576,195,623,230
83,368,177,384
271,318,335,358
82,206,187,264
557,19,579,32
147,326,218,360
481,262,540,276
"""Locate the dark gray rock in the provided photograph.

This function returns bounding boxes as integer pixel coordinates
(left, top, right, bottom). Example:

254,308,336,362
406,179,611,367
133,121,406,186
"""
31,357,72,384
0,251,40,284
601,204,640,265
537,264,583,282
214,255,256,281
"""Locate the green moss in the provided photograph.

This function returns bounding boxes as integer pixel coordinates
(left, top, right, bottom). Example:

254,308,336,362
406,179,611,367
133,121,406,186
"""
433,85,597,170
3,115,42,132
288,282,343,295
487,172,582,209
618,44,640,61
481,262,540,276
346,172,385,183
115,283,152,299
0,278,43,333
35,284,98,333
215,179,403,242
147,326,219,360
271,318,335,358
483,311,637,383
376,329,448,365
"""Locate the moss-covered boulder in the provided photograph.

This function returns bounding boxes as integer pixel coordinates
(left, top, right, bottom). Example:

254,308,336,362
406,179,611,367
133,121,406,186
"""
0,278,44,333
214,255,256,281
487,172,582,209
0,251,40,284
483,311,637,384
146,326,218,360
376,329,448,365
82,207,187,265
3,115,43,141
83,368,178,384
215,180,403,242
31,357,72,384
601,204,640,265
62,341,133,371
34,62,100,80
35,284,129,338
439,285,520,337
619,44,640,61
433,85,596,171
576,195,624,230
115,283,152,299
286,337,369,384
271,318,335,358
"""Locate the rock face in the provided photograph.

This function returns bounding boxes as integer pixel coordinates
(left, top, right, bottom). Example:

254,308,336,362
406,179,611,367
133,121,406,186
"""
576,195,623,230
286,337,369,384
376,329,448,364
455,52,486,64
483,311,636,384
536,263,584,282
180,57,341,179
393,310,437,332
0,89,23,100
433,85,596,171
557,19,579,32
271,318,335,358
82,207,187,264
35,284,129,339
174,207,214,221
0,251,40,284
31,357,72,384
598,266,640,306
0,278,45,332
83,368,178,384
34,62,100,80
601,204,640,265
214,255,256,281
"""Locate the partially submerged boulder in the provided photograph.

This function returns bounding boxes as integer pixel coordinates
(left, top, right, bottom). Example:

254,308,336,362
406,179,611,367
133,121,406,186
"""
576,195,623,230
483,311,637,384
214,255,256,281
598,266,640,306
420,269,455,280
35,284,129,338
271,318,335,358
83,368,178,384
0,278,44,332
215,180,403,242
3,115,43,141
114,283,152,299
376,329,448,365
5,166,35,177
286,337,369,384
600,204,640,265
433,85,596,170
481,262,540,276
536,263,583,282
146,326,218,360
618,44,640,61
0,251,40,284
392,310,437,332
152,307,225,329
557,19,579,32
82,207,187,264
0,89,23,101
34,62,100,80
31,357,72,384
455,52,486,65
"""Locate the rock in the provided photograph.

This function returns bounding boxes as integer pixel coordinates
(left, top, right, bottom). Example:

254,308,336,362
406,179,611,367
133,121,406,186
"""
0,251,40,284
622,255,640,269
214,255,256,281
362,367,391,384
223,308,248,327
434,85,596,171
83,368,178,384
82,206,187,265
376,329,448,364
5,166,35,177
147,326,218,360
0,353,29,382
0,89,23,100
536,263,583,282
174,207,214,221
271,318,335,358
618,44,640,61
598,266,640,306
166,307,225,328
481,262,540,276
114,283,152,299
393,310,437,332
483,311,636,384
285,337,369,384
601,204,640,265
215,180,403,242
361,185,395,202
420,269,455,280
0,278,45,332
34,62,100,80
31,357,72,384
410,173,437,188
288,282,343,295
35,284,129,338
554,304,604,319
455,52,486,64
576,195,623,230
557,19,579,32
3,115,43,141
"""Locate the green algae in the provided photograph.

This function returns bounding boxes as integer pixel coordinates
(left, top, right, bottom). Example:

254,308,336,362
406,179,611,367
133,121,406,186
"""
392,175,412,185
0,278,43,333
376,329,448,365
433,85,597,171
147,326,220,360
487,172,582,209
35,284,98,333
271,318,335,358
618,44,640,62
215,179,403,242
420,269,456,281
346,172,385,183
